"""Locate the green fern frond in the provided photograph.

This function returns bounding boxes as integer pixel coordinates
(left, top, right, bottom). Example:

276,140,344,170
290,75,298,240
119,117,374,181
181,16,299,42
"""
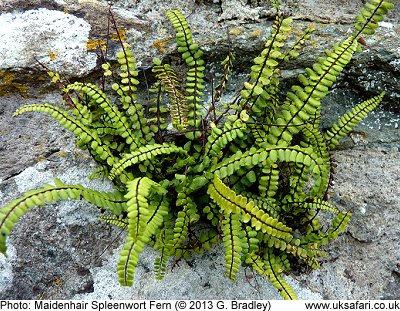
300,210,351,248
118,177,169,286
245,252,297,300
148,82,170,143
324,92,385,148
65,82,142,150
117,236,142,286
0,179,126,254
124,177,167,239
265,36,359,146
301,198,340,214
264,250,298,300
202,202,222,227
210,147,269,179
111,44,151,143
354,0,396,37
300,123,330,162
109,143,187,180
14,103,97,146
327,211,352,240
205,116,246,159
167,177,199,251
208,177,293,242
99,215,129,228
113,46,140,107
154,251,169,280
167,10,206,138
281,25,315,63
222,212,243,281
240,14,292,119
152,59,188,129
211,146,329,197
241,226,260,255
258,160,279,199
243,192,280,219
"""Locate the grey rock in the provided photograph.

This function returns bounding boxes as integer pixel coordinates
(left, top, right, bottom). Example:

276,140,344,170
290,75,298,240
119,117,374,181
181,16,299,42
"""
0,8,97,77
297,148,400,300
72,239,322,300
286,0,399,23
0,0,399,107
0,150,322,300
0,151,116,299
0,0,399,301
0,92,76,182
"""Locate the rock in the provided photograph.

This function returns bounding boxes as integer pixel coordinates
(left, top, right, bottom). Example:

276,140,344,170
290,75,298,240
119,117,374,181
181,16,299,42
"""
72,239,322,300
0,8,97,77
0,151,115,299
0,150,322,300
1,0,398,108
297,148,400,299
0,92,76,182
0,0,399,301
286,0,400,23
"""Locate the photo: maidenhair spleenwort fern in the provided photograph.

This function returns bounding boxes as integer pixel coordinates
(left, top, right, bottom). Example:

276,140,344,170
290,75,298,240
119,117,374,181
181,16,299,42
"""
0,0,396,300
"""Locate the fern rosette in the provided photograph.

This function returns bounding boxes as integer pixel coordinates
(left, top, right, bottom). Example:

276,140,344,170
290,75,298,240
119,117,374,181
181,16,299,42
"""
0,0,395,299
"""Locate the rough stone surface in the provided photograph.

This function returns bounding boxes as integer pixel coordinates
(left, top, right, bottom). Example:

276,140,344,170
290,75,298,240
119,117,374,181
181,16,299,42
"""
0,93,75,182
0,0,399,301
1,144,398,299
0,151,117,299
0,151,322,300
297,148,400,300
0,8,97,77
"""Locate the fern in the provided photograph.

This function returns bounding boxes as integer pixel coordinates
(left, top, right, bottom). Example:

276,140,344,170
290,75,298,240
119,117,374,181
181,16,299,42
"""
0,178,126,254
221,212,243,281
118,177,168,285
109,143,187,180
0,0,395,300
324,92,385,148
152,59,188,129
208,176,293,243
167,10,206,139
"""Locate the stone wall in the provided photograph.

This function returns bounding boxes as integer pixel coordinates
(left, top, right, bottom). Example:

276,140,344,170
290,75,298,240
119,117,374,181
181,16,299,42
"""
0,0,399,300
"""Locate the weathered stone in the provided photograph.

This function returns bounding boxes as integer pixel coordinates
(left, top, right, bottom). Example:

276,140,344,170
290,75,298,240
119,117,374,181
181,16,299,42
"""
296,148,400,299
0,8,97,77
0,0,399,301
0,151,115,299
0,93,76,182
0,0,399,103
0,150,322,300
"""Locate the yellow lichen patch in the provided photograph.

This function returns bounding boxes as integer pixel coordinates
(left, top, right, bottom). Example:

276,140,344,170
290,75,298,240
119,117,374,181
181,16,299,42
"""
228,27,242,36
110,29,127,42
86,39,107,51
47,50,61,61
0,71,29,97
56,150,70,158
249,29,262,38
151,38,172,52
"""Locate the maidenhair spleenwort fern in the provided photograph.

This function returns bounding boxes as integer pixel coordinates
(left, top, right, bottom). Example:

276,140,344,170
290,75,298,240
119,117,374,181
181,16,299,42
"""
0,0,396,299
